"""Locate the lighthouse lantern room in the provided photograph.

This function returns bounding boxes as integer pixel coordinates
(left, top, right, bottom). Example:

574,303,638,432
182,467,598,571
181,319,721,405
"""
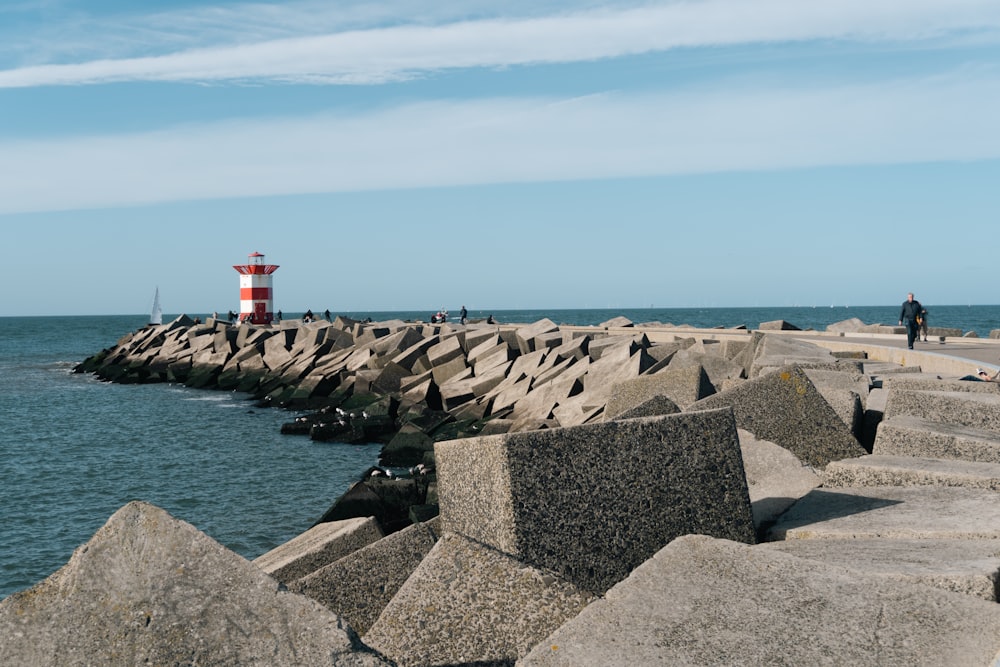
233,252,279,324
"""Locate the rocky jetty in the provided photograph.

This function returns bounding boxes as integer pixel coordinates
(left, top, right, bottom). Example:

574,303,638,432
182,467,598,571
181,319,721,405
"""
7,316,995,663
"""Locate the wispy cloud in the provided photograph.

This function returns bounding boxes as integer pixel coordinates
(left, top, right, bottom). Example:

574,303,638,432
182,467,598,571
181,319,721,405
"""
2,68,999,215
0,0,998,87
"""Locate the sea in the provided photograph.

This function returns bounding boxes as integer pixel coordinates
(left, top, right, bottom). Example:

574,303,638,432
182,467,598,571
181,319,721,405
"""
2,304,999,600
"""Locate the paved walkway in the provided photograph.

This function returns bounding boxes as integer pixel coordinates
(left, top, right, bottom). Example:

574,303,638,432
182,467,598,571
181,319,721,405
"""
793,331,1000,376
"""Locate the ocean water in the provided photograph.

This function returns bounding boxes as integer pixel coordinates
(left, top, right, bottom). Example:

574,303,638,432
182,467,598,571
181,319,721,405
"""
2,305,998,599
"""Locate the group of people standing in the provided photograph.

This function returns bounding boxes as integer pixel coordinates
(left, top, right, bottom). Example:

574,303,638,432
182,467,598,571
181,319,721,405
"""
899,292,929,349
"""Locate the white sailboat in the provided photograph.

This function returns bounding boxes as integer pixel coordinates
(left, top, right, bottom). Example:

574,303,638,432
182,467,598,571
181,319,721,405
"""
149,287,163,326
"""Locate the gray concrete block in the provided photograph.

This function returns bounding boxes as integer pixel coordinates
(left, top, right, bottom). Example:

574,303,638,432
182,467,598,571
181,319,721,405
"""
515,318,558,354
823,454,1000,491
874,415,1000,463
761,537,1000,602
767,486,1000,541
254,516,384,584
668,348,745,389
607,394,680,421
520,534,1000,667
884,388,1000,433
435,409,755,594
738,429,822,531
689,364,866,469
605,364,714,417
364,533,594,666
0,501,388,666
291,518,441,636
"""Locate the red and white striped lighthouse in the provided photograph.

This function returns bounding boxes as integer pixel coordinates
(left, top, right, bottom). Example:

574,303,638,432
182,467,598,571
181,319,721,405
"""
233,251,279,324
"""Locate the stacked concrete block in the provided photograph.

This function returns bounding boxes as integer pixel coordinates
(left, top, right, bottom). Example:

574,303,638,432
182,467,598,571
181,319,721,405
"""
884,388,1000,432
435,409,755,594
874,415,1000,463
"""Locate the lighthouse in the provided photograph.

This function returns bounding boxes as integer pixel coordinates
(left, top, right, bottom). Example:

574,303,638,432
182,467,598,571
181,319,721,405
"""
233,252,279,324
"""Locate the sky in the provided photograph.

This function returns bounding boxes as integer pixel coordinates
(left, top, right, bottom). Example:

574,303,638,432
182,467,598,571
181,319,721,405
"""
2,0,1000,317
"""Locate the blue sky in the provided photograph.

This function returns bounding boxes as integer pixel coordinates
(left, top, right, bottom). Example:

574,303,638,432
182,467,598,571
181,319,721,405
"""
2,0,999,317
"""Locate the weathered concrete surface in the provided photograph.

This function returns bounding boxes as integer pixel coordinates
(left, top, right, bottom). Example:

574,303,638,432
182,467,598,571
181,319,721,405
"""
291,518,441,636
824,454,1000,491
253,516,384,584
761,538,1000,601
435,409,755,594
364,533,594,667
0,501,388,666
874,415,1000,463
767,487,1000,541
519,534,1000,667
737,429,822,532
689,364,866,469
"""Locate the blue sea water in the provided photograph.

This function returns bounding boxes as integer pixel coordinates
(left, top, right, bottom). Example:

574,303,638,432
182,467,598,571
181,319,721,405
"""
2,305,998,599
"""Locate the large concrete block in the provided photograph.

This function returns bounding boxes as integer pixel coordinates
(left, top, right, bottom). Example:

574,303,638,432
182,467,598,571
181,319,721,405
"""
254,516,384,584
605,364,715,417
767,486,1000,541
363,533,593,666
514,318,559,354
520,535,1000,666
435,409,755,594
884,388,1000,433
0,501,387,666
823,454,1000,491
291,519,441,636
874,415,1000,463
689,364,866,469
761,537,1000,602
738,429,822,532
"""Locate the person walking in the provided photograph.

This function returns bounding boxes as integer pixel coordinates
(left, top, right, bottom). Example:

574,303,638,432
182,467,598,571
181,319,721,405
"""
919,307,929,342
898,292,923,349
460,305,468,325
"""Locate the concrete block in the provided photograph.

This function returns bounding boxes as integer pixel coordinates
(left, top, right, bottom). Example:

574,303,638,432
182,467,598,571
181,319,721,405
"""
738,429,822,532
435,409,755,594
515,318,559,354
874,415,1000,463
824,454,1000,491
761,538,1000,602
0,501,388,666
884,388,1000,433
767,486,1000,541
607,394,680,421
254,517,384,584
520,534,1000,666
291,519,441,636
363,533,593,666
668,348,745,389
689,364,866,469
606,364,715,416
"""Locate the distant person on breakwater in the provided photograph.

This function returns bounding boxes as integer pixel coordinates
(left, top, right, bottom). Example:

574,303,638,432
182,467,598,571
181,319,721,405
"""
487,314,495,324
324,309,331,321
460,305,468,325
919,308,929,342
898,292,923,350
276,310,282,322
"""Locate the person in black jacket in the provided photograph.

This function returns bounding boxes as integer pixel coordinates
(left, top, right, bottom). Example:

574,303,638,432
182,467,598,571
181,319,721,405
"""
898,292,923,349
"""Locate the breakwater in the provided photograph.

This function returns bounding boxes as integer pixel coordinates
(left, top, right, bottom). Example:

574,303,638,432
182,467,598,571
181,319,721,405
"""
7,315,1000,664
